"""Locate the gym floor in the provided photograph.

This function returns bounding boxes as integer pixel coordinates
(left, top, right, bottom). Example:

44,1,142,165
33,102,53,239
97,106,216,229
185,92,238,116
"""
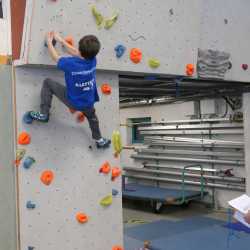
123,200,250,250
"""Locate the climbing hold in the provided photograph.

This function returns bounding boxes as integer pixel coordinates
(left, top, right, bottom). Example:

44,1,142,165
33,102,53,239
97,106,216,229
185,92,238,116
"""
104,12,119,29
148,58,160,69
64,36,74,46
186,64,195,76
23,157,36,169
228,61,232,70
112,246,124,250
28,247,35,250
115,45,126,58
111,167,122,181
40,170,54,186
100,195,113,207
15,148,26,167
69,108,76,114
26,201,36,209
44,38,57,47
112,189,119,196
23,112,33,124
242,64,248,70
130,48,142,64
18,132,31,145
99,161,111,174
169,8,174,15
101,83,112,95
112,131,122,157
76,112,85,123
76,212,88,224
91,5,104,28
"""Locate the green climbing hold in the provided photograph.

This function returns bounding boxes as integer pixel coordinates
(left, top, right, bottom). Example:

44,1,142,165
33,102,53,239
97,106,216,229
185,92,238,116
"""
148,58,160,69
100,195,113,207
91,5,104,28
16,148,26,161
104,13,119,29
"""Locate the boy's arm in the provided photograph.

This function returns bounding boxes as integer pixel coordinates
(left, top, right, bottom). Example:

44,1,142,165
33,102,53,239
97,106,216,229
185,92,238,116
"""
54,33,80,57
47,32,61,63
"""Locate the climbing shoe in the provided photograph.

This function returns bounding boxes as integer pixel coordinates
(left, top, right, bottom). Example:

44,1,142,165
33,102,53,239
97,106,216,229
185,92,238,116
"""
96,138,111,149
29,111,49,123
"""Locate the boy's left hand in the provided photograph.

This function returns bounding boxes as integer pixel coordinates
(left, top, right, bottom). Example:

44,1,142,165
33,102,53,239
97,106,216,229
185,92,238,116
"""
46,31,55,45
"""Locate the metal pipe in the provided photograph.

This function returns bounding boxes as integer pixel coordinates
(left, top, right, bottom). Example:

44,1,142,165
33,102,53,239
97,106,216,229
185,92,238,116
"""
131,154,244,166
136,148,244,158
141,129,243,135
123,167,245,183
146,141,244,149
123,174,245,191
139,123,243,131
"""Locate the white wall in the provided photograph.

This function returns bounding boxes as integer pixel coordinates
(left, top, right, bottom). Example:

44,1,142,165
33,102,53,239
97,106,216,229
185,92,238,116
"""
0,0,11,55
120,99,245,208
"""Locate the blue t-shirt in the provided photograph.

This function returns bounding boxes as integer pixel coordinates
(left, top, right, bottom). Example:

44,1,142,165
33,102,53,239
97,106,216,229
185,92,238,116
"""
57,56,99,110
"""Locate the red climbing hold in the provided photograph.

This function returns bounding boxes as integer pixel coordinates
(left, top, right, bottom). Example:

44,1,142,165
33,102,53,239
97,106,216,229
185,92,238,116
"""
76,112,85,123
40,170,54,186
76,212,88,224
130,48,142,64
186,64,195,76
242,64,248,71
64,36,74,46
18,132,31,145
101,83,112,95
99,161,111,174
112,246,124,250
111,167,122,181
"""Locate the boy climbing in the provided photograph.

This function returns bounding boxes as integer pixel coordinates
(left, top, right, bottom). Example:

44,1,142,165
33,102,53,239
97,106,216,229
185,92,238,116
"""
29,31,111,148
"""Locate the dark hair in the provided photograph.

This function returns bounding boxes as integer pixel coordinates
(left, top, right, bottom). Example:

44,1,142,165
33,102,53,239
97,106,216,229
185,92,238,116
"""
78,35,101,59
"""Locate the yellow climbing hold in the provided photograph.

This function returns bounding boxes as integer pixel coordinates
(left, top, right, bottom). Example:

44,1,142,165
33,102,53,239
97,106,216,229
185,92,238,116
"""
148,58,160,68
100,195,113,207
91,5,104,28
104,12,119,29
112,130,122,157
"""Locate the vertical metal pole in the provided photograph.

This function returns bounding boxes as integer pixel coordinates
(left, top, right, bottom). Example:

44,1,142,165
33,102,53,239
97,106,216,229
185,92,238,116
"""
243,93,250,195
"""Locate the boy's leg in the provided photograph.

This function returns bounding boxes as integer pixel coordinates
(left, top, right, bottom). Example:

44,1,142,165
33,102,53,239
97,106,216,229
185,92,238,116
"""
82,108,102,140
40,78,72,115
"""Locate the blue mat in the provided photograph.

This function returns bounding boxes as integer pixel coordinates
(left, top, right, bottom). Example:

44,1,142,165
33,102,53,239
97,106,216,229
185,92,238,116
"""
124,235,143,250
123,183,203,203
151,226,250,250
125,216,224,241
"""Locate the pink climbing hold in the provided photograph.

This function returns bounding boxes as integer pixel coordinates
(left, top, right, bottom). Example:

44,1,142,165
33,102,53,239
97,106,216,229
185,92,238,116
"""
242,64,248,70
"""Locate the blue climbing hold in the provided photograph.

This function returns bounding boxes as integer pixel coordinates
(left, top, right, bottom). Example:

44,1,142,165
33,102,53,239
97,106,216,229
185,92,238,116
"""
112,189,119,196
23,112,33,124
23,157,36,169
28,247,35,250
114,44,126,58
26,201,36,209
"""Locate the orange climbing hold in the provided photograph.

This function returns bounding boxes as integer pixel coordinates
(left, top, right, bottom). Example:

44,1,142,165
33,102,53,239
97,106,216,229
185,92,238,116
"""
77,112,85,123
111,167,122,181
112,246,124,250
130,48,142,64
64,36,74,46
76,212,88,224
186,64,195,76
40,170,54,186
18,132,31,145
101,83,112,95
99,161,111,174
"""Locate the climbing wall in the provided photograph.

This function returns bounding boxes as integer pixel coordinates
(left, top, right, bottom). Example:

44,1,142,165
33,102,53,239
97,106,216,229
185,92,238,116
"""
0,65,17,250
18,0,201,76
15,67,123,250
199,0,250,82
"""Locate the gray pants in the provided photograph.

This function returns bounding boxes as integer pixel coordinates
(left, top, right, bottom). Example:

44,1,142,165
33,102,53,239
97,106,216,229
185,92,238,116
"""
40,78,102,140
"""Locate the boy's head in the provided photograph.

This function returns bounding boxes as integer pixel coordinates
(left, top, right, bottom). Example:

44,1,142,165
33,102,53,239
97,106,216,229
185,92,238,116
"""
78,35,101,60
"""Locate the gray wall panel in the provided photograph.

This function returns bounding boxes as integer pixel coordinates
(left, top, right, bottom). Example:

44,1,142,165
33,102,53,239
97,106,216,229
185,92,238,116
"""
0,65,17,250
